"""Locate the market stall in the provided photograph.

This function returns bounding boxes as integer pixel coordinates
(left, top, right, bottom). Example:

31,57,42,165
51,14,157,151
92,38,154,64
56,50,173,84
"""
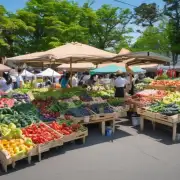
90,64,146,74
21,69,34,77
36,68,61,77
0,86,126,172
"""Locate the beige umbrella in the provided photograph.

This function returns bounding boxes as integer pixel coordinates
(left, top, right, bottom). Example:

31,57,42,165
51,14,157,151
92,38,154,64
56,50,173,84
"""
6,42,116,64
112,51,170,65
0,64,11,72
58,63,95,72
118,48,131,55
6,42,116,84
6,51,51,62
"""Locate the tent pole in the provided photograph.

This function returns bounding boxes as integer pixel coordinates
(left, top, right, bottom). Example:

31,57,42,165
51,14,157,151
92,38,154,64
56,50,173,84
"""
70,58,72,87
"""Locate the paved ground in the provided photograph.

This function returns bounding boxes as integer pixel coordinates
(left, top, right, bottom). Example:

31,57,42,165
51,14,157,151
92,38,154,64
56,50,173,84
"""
1,120,180,180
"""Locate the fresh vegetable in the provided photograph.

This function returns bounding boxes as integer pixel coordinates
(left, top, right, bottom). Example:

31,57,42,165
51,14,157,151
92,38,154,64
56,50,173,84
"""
149,102,180,116
89,103,114,114
135,83,146,91
108,98,125,107
22,123,60,144
48,121,73,135
0,138,34,157
0,98,15,108
48,121,86,135
143,77,153,84
66,106,92,117
0,123,23,139
0,107,40,128
151,80,180,87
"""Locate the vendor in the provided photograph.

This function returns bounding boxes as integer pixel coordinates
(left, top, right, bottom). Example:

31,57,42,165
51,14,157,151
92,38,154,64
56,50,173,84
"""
114,71,129,98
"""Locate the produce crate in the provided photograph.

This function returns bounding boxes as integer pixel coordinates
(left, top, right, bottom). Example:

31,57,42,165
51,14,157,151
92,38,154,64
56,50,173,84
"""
23,123,63,161
118,111,127,118
62,129,88,143
62,133,76,143
137,108,156,118
75,128,88,138
91,112,117,121
155,113,179,123
0,146,37,172
111,105,129,112
0,150,12,172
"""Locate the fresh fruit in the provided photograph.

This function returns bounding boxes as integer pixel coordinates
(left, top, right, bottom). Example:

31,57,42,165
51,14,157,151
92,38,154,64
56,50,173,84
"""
22,123,60,144
0,98,15,108
0,123,23,139
0,138,34,157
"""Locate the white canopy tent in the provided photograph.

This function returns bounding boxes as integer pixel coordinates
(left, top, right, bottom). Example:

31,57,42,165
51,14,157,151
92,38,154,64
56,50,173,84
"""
36,68,61,77
21,69,34,77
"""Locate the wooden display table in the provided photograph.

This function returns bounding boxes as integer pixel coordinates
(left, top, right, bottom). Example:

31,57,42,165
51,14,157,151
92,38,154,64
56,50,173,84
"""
82,118,115,135
140,115,180,141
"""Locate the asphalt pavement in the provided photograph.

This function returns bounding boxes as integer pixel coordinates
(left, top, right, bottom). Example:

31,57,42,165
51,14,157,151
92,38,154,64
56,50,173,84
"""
1,121,180,180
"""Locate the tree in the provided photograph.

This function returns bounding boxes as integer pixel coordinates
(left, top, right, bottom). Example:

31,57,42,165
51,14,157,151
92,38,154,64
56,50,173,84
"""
132,22,170,55
88,5,133,50
0,5,33,57
16,0,90,53
134,3,159,27
164,0,180,65
115,35,133,53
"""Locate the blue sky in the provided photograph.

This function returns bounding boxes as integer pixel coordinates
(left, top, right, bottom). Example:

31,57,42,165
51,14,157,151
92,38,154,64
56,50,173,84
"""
0,0,164,42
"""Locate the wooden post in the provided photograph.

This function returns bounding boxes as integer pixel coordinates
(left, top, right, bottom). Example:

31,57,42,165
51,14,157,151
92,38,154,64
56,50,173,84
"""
172,124,177,142
70,58,72,87
42,62,44,71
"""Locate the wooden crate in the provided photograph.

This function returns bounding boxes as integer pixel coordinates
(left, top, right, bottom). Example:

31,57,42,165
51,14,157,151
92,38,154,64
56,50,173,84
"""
62,133,76,143
0,150,12,172
0,146,37,172
137,108,156,118
91,112,117,121
75,128,88,138
62,129,88,143
155,113,179,123
118,111,127,117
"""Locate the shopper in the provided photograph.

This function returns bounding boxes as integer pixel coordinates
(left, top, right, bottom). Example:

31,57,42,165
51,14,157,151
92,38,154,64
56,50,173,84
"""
60,72,70,88
110,74,115,88
45,77,52,86
82,72,90,85
10,67,18,89
0,72,13,92
114,71,129,98
16,69,24,88
72,73,78,87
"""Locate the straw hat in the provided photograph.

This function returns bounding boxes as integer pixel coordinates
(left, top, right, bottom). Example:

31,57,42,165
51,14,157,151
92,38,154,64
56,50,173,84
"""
116,70,123,75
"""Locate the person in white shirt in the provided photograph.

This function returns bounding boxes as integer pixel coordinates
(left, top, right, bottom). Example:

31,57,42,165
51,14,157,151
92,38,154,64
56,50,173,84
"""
114,71,129,97
0,72,13,92
82,72,90,85
16,69,24,88
72,74,78,87
10,68,18,89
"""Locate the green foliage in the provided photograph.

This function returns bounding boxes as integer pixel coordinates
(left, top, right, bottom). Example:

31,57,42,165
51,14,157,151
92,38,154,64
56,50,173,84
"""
132,24,170,54
163,0,180,65
88,5,133,49
0,0,132,57
134,3,160,27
